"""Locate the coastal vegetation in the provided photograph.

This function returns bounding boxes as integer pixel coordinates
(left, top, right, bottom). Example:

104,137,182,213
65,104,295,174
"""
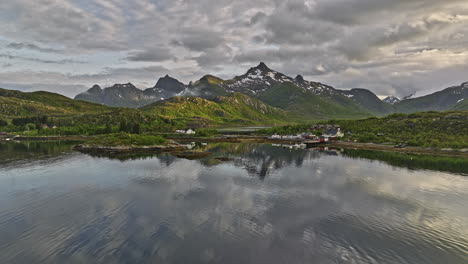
0,88,291,135
258,111,468,149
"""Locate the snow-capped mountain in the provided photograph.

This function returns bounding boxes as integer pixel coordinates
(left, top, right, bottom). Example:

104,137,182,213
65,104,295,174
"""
224,62,335,96
382,96,401,105
74,62,468,116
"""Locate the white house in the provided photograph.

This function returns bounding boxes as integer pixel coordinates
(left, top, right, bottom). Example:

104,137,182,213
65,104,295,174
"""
323,128,344,138
185,129,196,135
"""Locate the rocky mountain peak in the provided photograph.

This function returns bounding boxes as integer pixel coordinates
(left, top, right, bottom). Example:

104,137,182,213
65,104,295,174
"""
88,84,102,94
112,83,136,89
154,75,183,87
295,75,305,82
256,62,270,71
246,62,273,75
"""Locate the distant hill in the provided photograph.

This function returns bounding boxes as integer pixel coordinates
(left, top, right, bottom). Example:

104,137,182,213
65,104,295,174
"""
0,88,110,118
141,93,291,126
74,75,187,108
393,82,468,113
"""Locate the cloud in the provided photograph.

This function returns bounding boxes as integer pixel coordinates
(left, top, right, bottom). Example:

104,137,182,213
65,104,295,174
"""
0,53,86,64
6,42,62,53
172,27,225,52
0,0,468,98
126,48,173,62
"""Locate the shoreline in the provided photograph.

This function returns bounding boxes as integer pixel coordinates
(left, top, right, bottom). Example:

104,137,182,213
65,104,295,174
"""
328,142,468,158
3,135,468,158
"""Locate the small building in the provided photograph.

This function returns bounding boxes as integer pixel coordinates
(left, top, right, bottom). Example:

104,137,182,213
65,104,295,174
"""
40,124,49,129
323,128,344,138
185,129,196,135
175,129,196,134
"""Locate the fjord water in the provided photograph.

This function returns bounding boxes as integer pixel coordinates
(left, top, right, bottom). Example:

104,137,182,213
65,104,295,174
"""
0,142,467,264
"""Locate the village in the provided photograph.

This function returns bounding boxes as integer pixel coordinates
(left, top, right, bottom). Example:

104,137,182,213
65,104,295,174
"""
268,124,345,143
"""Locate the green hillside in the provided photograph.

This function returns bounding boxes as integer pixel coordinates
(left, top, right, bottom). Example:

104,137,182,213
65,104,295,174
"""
0,88,110,118
393,83,468,113
255,83,371,119
452,99,468,110
260,111,468,149
142,93,292,125
331,111,468,148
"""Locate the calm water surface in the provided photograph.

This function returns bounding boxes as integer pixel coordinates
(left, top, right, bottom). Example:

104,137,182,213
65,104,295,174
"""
0,141,467,264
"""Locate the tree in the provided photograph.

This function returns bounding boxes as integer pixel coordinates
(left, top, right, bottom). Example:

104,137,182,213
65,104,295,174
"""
26,123,36,131
105,123,112,134
132,123,141,134
119,120,128,132
0,119,7,127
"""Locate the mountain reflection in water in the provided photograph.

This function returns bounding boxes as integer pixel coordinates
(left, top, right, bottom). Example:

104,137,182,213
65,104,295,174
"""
0,141,467,264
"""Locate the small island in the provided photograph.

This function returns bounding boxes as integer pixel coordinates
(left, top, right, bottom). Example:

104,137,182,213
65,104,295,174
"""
73,133,186,153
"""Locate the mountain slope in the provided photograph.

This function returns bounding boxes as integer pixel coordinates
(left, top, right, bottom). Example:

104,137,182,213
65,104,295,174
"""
141,93,291,125
221,63,373,119
172,63,372,119
0,88,110,118
339,88,393,115
452,98,468,110
394,82,468,113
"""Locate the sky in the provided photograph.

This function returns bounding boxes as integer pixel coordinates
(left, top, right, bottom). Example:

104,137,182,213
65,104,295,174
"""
0,0,468,98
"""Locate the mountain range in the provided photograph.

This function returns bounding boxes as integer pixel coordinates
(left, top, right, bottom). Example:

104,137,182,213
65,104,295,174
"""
74,63,468,120
0,62,466,127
